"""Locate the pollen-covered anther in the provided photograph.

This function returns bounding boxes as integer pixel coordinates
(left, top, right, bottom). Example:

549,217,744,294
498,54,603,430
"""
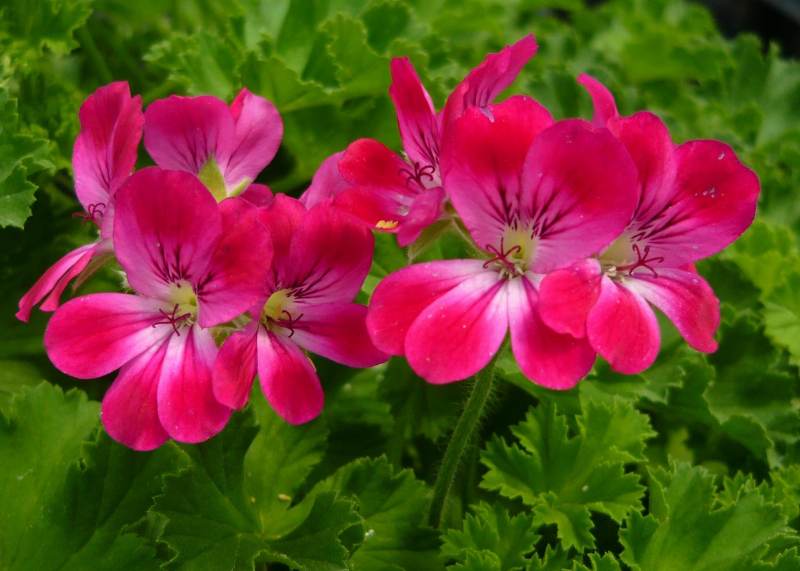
376,219,399,230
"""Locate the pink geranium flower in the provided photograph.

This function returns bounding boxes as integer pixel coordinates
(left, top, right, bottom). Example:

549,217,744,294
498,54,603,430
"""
538,75,760,374
17,82,143,321
366,96,639,388
143,88,282,201
213,195,388,424
44,168,270,450
301,35,538,246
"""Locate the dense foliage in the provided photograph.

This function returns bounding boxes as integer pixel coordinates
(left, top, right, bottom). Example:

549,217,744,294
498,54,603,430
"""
2,0,799,569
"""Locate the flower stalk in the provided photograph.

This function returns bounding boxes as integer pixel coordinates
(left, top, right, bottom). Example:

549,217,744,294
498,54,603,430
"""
428,355,498,528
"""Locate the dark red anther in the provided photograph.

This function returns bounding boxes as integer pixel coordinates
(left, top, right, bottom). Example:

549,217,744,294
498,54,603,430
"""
277,309,304,338
620,244,664,278
399,161,436,189
152,304,192,335
483,237,522,273
72,202,106,225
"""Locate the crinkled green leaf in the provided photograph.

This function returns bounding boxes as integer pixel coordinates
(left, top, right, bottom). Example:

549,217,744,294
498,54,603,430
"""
0,0,92,56
481,400,654,551
314,456,441,571
442,502,538,571
620,463,790,571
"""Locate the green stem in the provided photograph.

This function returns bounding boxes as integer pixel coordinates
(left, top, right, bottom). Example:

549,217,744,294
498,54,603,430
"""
428,357,497,528
78,26,113,85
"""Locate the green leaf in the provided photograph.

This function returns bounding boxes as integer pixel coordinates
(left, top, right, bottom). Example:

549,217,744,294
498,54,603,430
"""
573,553,622,571
442,502,538,571
481,400,654,551
0,0,92,56
314,456,441,571
153,406,359,570
0,92,54,228
620,463,790,571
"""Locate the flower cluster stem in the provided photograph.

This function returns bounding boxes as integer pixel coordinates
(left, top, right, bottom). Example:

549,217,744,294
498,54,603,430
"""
428,356,497,528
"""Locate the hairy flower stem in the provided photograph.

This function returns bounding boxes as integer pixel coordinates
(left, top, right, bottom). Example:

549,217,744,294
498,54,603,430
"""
428,356,497,528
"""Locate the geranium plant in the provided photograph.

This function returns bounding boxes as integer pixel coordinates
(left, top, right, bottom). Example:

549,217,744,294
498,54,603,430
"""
2,1,799,570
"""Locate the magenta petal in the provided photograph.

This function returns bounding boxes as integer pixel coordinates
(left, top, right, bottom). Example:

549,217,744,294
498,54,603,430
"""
522,119,639,272
507,276,595,390
73,82,143,212
627,268,720,353
396,187,445,247
442,35,538,130
443,95,554,250
144,94,234,174
538,258,602,338
333,187,405,233
113,168,222,298
198,198,271,327
389,58,440,168
587,277,660,374
339,138,413,191
240,183,274,207
645,140,760,266
220,88,283,190
366,259,487,355
44,293,169,379
284,205,374,304
157,326,231,443
212,324,258,410
257,330,323,425
16,243,98,322
291,302,388,367
577,73,619,126
405,270,508,384
300,151,349,208
257,194,307,280
102,340,170,451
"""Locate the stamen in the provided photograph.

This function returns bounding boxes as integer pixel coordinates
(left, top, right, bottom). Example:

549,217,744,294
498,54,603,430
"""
277,309,304,338
399,161,436,189
152,304,192,335
72,202,106,225
619,244,665,278
482,237,522,274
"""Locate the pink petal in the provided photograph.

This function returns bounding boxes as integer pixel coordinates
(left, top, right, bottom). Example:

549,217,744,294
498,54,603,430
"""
16,243,98,322
522,119,639,272
113,168,222,299
613,111,676,222
507,276,595,390
240,183,274,207
576,73,619,126
101,340,170,451
339,138,414,193
332,186,405,233
300,151,349,208
283,205,374,305
212,324,258,410
366,259,487,355
143,94,234,174
442,95,553,250
73,81,143,213
396,186,445,247
44,293,169,379
197,197,271,327
626,268,720,353
537,258,602,338
291,302,388,367
257,194,306,272
389,58,440,168
442,35,538,130
157,325,232,443
586,276,660,374
641,140,760,266
219,88,283,191
257,329,324,424
405,270,508,384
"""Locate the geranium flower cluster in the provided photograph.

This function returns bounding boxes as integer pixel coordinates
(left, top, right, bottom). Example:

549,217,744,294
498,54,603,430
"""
19,34,759,451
